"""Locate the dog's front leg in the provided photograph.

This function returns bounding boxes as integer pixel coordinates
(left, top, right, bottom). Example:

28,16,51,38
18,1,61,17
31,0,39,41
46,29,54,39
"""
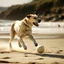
28,35,38,47
18,39,22,47
19,38,27,50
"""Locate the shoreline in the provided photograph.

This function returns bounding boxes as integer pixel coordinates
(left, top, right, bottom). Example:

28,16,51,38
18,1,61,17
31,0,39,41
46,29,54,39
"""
0,33,64,39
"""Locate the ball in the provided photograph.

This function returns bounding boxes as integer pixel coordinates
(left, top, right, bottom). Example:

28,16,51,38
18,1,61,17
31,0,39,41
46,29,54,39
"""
36,45,44,53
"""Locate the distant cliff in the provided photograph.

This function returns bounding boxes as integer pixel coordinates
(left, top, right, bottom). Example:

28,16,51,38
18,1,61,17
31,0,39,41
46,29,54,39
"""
0,0,64,21
0,7,8,13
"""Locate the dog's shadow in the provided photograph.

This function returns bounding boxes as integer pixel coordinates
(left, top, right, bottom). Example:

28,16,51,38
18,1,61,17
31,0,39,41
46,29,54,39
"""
37,53,64,59
24,52,64,59
0,50,64,59
11,49,64,59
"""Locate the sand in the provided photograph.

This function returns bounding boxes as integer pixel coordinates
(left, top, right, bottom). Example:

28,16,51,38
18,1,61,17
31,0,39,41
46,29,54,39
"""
0,36,64,64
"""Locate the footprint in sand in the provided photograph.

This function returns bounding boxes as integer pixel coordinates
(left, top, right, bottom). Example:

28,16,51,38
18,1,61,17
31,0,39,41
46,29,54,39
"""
0,57,19,64
28,62,44,64
2,57,10,59
36,58,44,60
0,60,19,64
56,50,63,54
0,60,10,63
0,51,10,54
51,62,60,64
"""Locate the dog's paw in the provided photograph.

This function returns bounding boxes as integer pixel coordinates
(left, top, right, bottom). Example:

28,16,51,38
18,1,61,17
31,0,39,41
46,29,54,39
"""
24,45,27,50
35,43,38,47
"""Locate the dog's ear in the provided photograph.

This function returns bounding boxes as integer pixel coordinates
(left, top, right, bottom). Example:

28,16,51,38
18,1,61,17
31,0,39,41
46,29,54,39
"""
27,15,31,18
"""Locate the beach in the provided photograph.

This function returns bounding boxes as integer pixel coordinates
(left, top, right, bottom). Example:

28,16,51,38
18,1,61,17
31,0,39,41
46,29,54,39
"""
0,37,64,64
0,20,64,64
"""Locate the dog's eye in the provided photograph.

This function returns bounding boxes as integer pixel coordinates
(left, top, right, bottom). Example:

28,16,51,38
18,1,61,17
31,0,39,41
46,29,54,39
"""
34,17,37,19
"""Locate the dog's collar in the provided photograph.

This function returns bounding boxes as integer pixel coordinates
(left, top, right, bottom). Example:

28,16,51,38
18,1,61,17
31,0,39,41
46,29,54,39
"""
23,19,29,27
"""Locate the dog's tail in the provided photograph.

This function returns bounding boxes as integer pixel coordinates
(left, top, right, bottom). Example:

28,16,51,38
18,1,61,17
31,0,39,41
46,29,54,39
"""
10,22,15,40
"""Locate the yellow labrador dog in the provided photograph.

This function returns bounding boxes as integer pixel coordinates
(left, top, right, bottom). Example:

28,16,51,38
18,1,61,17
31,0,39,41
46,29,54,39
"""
9,14,41,50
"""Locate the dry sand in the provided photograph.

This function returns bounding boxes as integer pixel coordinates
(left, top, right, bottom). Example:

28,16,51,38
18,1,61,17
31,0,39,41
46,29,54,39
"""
0,36,64,64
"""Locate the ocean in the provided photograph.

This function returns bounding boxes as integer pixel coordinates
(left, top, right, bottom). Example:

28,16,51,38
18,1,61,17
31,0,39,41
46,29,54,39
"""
0,20,64,39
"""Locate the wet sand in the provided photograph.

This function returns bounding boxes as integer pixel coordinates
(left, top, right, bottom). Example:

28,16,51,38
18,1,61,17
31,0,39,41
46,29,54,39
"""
0,36,64,64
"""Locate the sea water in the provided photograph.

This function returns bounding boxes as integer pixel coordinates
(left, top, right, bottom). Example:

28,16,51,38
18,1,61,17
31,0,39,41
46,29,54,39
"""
0,20,64,39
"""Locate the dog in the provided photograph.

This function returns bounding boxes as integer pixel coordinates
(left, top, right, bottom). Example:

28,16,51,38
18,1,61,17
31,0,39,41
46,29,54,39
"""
9,14,41,50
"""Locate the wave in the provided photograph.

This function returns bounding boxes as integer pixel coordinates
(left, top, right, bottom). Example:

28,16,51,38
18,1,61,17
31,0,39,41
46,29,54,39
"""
0,20,64,38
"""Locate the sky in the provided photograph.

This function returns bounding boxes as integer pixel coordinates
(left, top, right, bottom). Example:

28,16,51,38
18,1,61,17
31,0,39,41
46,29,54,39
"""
0,0,32,7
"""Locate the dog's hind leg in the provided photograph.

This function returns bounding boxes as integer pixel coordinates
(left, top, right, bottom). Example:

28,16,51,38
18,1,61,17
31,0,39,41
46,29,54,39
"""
28,35,38,47
9,23,15,50
19,38,27,50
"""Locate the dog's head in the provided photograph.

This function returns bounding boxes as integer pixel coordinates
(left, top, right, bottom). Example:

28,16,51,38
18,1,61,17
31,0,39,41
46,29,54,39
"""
26,14,41,27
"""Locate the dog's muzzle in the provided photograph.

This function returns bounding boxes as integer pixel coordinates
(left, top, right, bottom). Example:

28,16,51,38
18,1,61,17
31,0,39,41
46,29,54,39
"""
33,18,41,27
33,22,39,26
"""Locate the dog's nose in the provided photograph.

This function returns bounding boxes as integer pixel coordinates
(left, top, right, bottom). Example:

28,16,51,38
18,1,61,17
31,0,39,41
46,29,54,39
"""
38,19,41,23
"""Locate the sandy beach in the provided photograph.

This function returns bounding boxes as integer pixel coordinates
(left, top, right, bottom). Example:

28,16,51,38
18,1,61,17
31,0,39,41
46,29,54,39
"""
0,36,64,64
0,21,64,64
